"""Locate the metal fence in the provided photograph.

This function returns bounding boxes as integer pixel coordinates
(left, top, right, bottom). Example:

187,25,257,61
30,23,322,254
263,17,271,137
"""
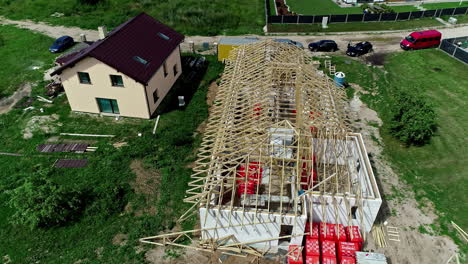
267,5,468,24
439,36,468,64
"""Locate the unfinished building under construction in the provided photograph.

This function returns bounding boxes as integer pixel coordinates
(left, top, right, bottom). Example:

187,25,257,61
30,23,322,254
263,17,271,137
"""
141,40,382,258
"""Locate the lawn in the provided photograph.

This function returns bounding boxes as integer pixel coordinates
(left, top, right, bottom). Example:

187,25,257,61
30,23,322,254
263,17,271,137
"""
422,1,468,9
0,27,224,262
282,0,467,15
0,25,56,98
0,0,264,35
328,50,468,251
267,17,443,32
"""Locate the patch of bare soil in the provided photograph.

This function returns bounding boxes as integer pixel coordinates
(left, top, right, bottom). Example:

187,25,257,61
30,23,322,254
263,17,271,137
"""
112,233,128,246
349,92,459,263
130,160,160,196
22,114,59,139
364,52,387,66
206,82,219,107
145,244,281,264
129,160,160,216
0,82,32,114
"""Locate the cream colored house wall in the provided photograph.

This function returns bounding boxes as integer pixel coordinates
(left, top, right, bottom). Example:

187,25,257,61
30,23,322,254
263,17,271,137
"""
61,57,150,118
145,46,182,114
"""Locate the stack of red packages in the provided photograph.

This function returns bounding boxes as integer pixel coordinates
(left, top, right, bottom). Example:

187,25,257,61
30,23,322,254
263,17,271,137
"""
321,240,337,264
340,257,356,264
337,241,360,262
300,156,317,190
305,255,320,264
236,163,262,197
320,223,336,241
322,256,337,264
305,222,319,238
305,236,320,264
305,237,320,256
287,245,303,264
345,226,363,250
334,224,347,242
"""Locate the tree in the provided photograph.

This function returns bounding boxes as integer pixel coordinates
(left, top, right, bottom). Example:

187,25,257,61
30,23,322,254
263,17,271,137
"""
387,89,437,145
78,0,103,5
7,171,84,229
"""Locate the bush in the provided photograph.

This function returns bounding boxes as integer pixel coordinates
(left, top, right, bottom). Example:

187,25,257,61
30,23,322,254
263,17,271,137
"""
387,89,437,145
7,171,84,229
77,0,103,5
86,183,128,217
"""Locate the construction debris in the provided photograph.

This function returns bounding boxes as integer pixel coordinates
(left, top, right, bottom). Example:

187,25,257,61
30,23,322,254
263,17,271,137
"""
451,221,468,242
54,159,88,168
386,226,400,242
36,143,88,153
60,133,115,138
372,224,387,248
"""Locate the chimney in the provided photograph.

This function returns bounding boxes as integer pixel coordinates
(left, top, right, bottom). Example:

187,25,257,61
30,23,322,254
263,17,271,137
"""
79,33,87,42
98,26,107,40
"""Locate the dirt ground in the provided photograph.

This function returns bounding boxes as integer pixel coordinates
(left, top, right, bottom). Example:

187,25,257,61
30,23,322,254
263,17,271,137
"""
0,82,32,114
348,86,459,263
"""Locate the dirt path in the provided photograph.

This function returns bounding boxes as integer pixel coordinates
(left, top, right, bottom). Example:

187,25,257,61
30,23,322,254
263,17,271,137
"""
0,16,99,40
349,89,459,263
0,82,32,114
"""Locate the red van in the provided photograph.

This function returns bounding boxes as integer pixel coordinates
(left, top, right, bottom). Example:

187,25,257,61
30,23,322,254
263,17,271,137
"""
400,30,442,50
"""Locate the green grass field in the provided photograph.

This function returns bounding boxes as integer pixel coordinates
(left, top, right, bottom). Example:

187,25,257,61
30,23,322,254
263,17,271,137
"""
282,0,467,15
267,17,443,32
0,26,224,263
0,25,56,98
328,50,468,250
0,0,264,35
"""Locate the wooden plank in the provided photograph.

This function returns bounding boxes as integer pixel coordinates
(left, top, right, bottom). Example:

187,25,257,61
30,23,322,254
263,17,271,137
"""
0,152,23,156
60,133,115,137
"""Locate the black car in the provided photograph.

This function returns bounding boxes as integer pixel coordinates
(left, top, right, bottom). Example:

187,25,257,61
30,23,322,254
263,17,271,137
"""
49,36,74,53
346,41,373,57
308,40,338,52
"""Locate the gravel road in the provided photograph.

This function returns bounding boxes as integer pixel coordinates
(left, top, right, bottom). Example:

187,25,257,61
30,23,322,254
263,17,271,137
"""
1,16,467,55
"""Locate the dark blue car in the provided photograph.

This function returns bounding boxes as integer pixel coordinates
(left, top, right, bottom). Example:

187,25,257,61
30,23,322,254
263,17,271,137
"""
49,36,74,53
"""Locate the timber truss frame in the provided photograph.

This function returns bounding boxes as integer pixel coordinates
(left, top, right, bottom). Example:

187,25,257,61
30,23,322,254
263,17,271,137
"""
140,40,379,256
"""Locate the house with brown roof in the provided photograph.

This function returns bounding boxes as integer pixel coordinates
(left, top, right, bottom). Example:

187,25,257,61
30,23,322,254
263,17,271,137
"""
52,13,184,119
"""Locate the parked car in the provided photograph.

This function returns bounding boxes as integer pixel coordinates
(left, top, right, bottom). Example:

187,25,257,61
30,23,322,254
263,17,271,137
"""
400,30,441,51
346,41,373,57
273,39,304,48
49,36,74,53
308,40,338,52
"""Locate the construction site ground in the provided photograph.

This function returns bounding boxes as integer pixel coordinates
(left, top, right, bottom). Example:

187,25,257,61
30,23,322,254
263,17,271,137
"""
0,17,465,264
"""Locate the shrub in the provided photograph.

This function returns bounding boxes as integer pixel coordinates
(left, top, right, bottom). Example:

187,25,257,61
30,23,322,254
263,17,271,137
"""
77,0,103,5
7,171,84,229
86,182,128,217
387,89,437,145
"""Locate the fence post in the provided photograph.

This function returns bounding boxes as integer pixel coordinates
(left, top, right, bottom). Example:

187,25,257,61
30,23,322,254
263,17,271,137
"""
312,15,315,23
438,9,442,17
362,13,365,22
281,15,284,23
408,11,412,20
395,12,399,21
345,14,348,23
329,15,332,23
422,10,425,17
452,8,456,16
297,15,300,24
465,7,468,15
452,46,457,57
379,13,382,22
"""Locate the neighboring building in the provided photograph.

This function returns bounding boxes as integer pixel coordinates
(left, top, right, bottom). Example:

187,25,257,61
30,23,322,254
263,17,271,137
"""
51,13,184,119
217,37,259,61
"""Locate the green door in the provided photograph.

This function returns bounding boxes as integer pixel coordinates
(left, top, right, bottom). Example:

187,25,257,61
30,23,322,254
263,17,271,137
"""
97,98,119,114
